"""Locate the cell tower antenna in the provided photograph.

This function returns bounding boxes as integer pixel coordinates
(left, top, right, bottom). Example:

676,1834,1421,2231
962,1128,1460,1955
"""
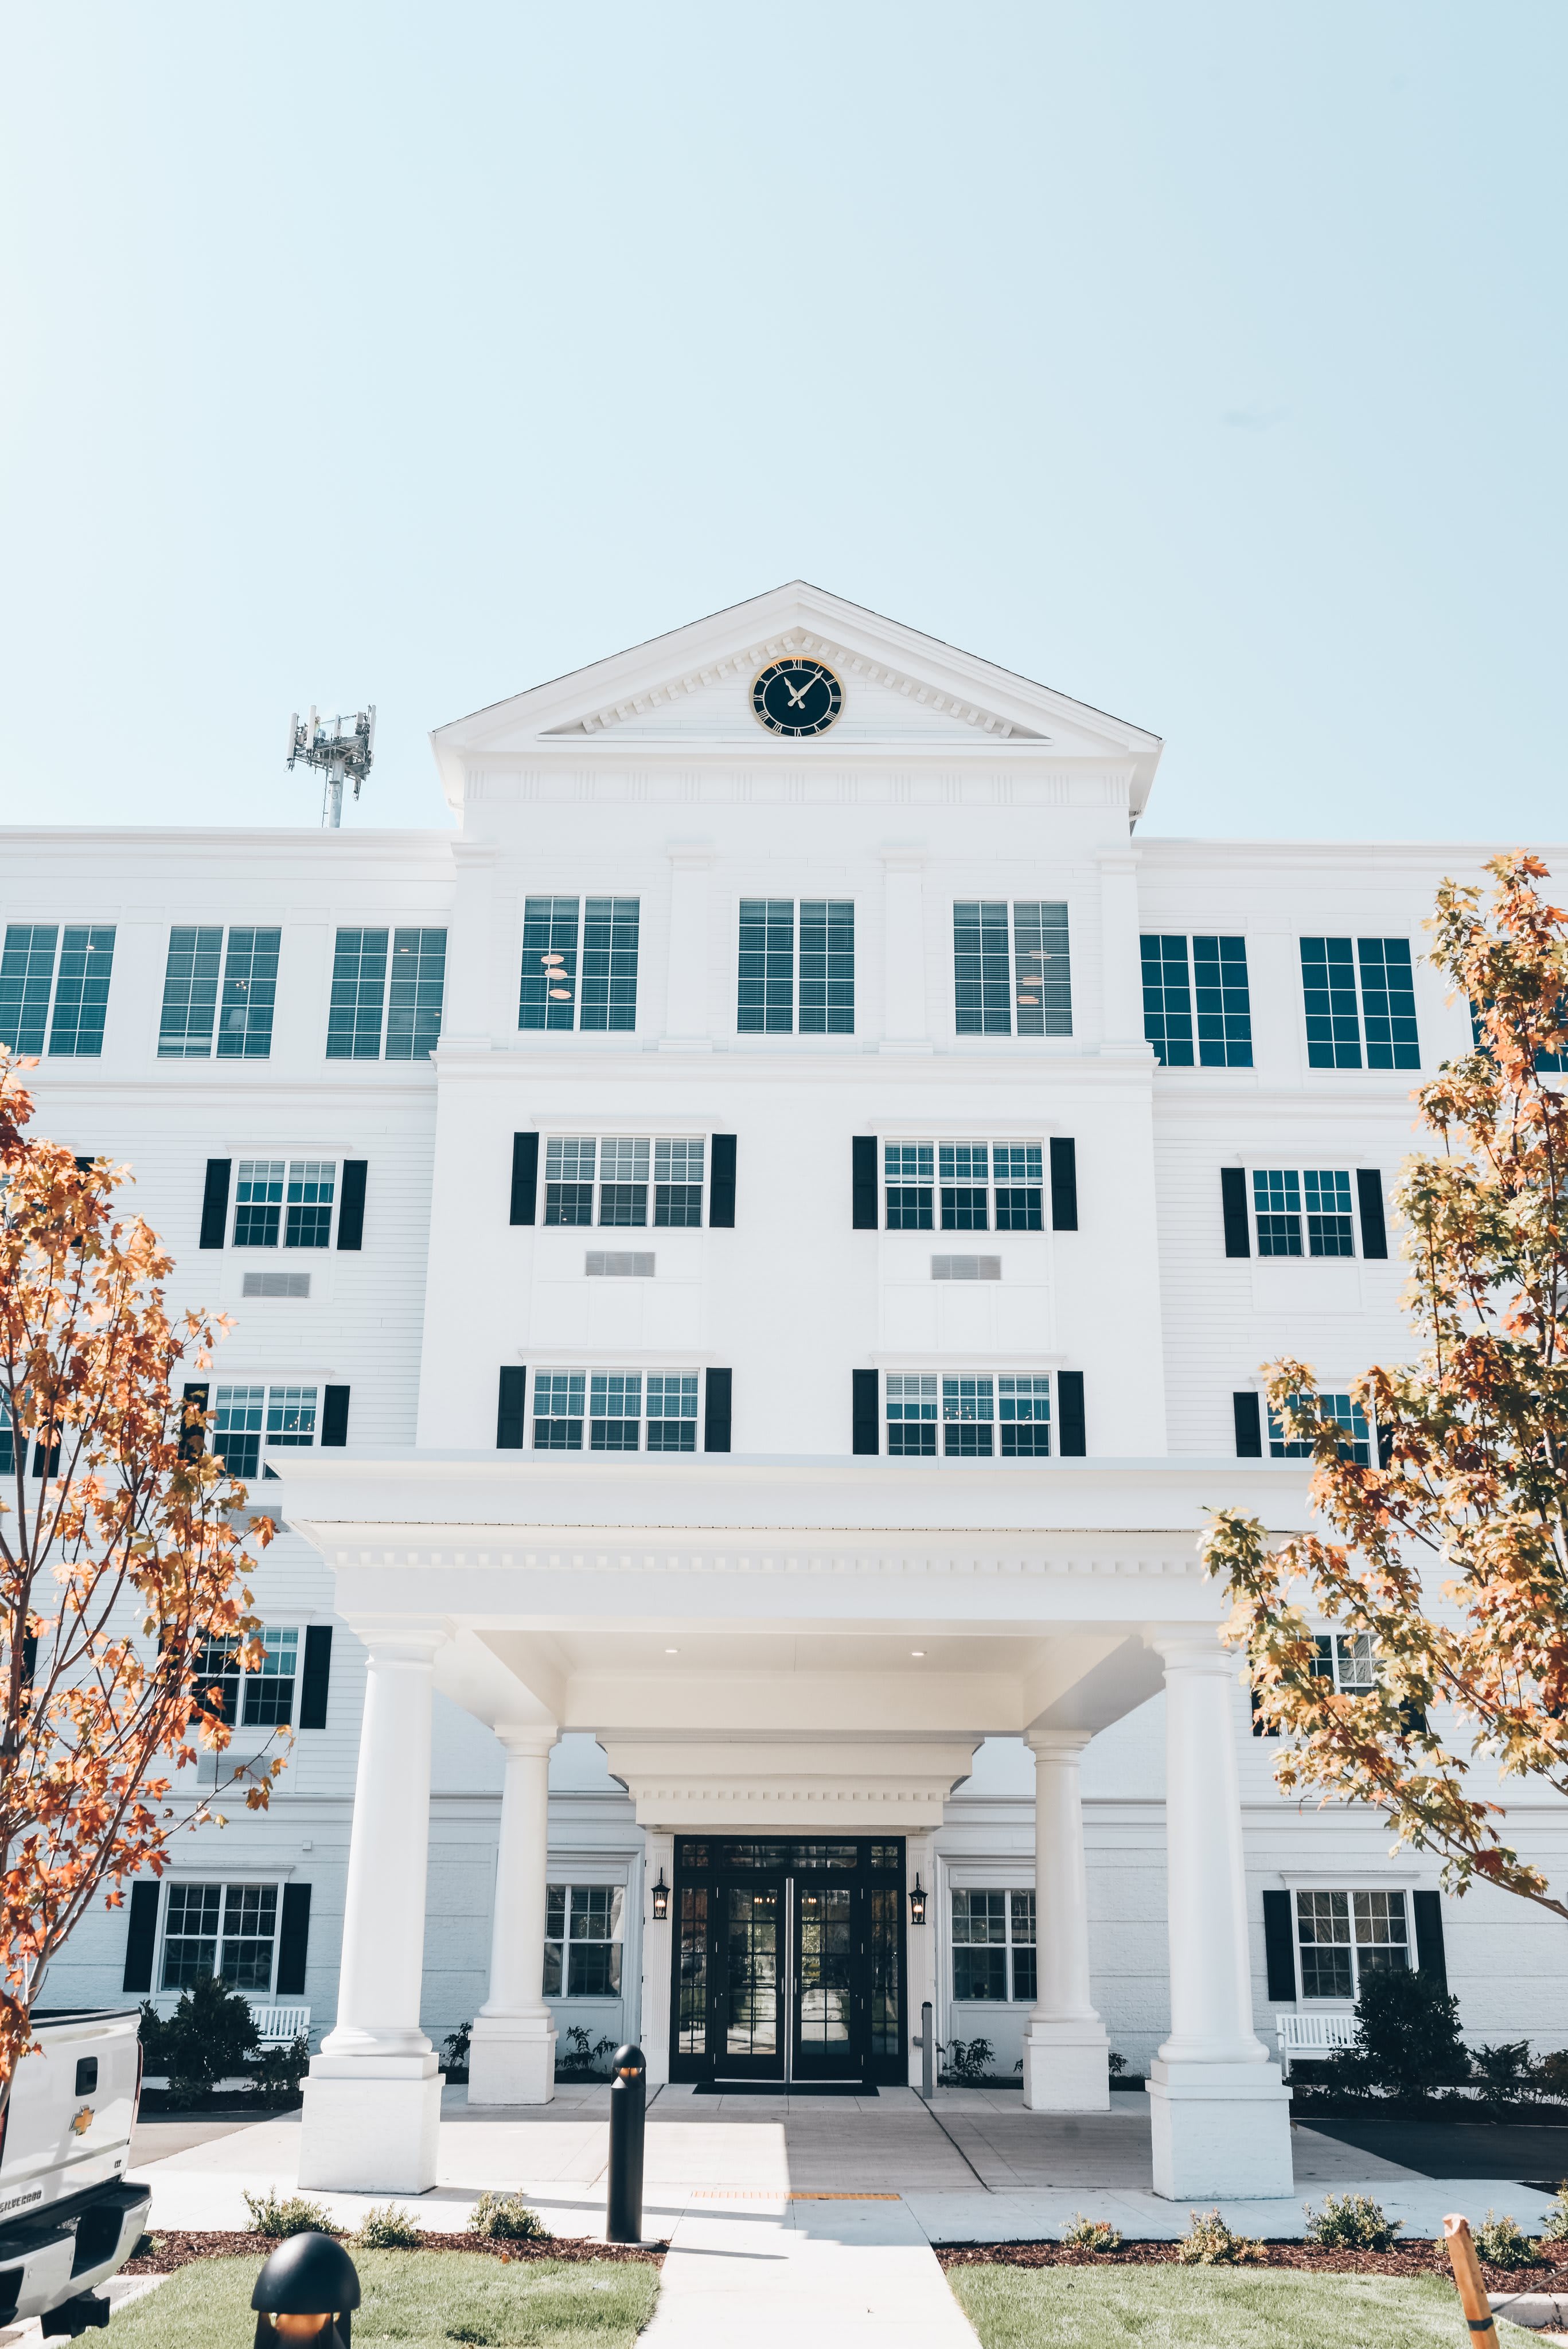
287,705,377,828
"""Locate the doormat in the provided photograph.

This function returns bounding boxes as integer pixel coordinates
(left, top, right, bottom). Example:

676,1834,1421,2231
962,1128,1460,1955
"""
693,2079,876,2097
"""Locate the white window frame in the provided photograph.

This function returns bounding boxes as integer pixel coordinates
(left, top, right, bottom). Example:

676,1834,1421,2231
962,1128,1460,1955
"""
231,1158,340,1250
950,1887,1036,2004
1248,1166,1359,1259
735,896,856,1036
157,923,280,1061
881,1140,1046,1234
518,896,640,1035
543,1882,626,1999
212,1383,323,1480
540,1136,708,1230
1292,1886,1411,2004
0,922,117,1060
157,1876,284,1996
530,1368,700,1456
1261,1387,1374,1465
326,925,447,1062
952,900,1072,1039
884,1369,1055,1461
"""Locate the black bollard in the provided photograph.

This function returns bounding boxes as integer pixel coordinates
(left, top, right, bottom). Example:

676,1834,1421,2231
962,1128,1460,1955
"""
606,2042,646,2244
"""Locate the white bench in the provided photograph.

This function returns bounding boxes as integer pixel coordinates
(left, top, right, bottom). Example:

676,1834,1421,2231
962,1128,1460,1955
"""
1276,2010,1357,2077
250,2003,310,2048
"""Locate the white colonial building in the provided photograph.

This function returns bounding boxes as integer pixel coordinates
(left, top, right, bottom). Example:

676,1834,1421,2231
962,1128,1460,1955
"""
8,584,1566,2200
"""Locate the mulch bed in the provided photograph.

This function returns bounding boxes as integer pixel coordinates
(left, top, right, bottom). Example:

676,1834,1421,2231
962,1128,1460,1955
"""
938,2239,1568,2286
126,2230,665,2273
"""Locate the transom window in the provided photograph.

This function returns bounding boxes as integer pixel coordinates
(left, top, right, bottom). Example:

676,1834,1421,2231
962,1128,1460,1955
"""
326,927,446,1061
951,1890,1036,2002
1140,934,1253,1068
0,924,116,1059
544,1884,625,1997
1300,937,1419,1071
519,897,639,1033
883,1142,1044,1231
213,1385,319,1478
1252,1169,1356,1257
158,926,279,1060
886,1373,1052,1458
533,1370,698,1453
1267,1392,1371,1465
1294,1889,1408,2001
736,899,855,1035
161,1880,280,1992
543,1136,705,1228
232,1161,337,1248
954,901,1071,1037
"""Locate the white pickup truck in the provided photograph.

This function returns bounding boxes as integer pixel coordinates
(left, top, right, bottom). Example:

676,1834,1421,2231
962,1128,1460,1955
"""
0,2007,151,2338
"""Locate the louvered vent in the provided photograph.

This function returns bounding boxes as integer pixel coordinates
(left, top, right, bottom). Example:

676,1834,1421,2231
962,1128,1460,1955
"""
586,1252,656,1278
243,1272,311,1298
931,1255,1001,1281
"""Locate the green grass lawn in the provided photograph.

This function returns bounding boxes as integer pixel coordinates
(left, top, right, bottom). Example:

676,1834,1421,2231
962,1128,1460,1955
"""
109,2250,660,2348
947,2266,1472,2348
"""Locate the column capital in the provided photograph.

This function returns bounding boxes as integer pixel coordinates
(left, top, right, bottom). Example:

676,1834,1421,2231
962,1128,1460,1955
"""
1149,1628,1234,1676
1025,1728,1095,1762
494,1722,559,1760
347,1619,448,1669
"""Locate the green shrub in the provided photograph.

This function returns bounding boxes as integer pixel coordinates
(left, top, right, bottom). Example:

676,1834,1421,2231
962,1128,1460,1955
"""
442,2020,471,2079
243,2189,340,2239
1538,2183,1568,2241
251,2031,310,2104
1471,2210,1540,2270
557,2026,617,2078
1331,1966,1470,2097
940,2036,995,2086
1176,2210,1263,2266
1536,2052,1568,2103
467,2192,545,2243
1061,2213,1122,2252
1304,2193,1401,2252
354,2204,423,2249
155,1975,261,2102
1473,2040,1535,2108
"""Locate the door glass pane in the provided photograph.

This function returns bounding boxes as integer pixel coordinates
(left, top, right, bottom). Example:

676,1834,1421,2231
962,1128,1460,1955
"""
797,1887,852,2046
871,1886,902,2057
678,1886,708,2055
726,1886,778,2055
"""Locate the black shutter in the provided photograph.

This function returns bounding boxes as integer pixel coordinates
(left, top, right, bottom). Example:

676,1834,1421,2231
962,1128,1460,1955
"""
199,1158,232,1250
122,1880,159,1995
852,1368,880,1454
1378,1423,1395,1469
1058,1370,1086,1457
1413,1890,1448,1990
1234,1392,1263,1457
1049,1138,1078,1231
30,1439,60,1478
180,1382,210,1464
1250,1684,1278,1739
709,1135,737,1228
497,1367,526,1450
1220,1167,1251,1258
510,1133,539,1227
275,1883,312,1997
73,1154,93,1174
299,1626,333,1730
1356,1169,1388,1259
852,1137,879,1231
704,1368,732,1453
1262,1890,1297,2001
337,1160,367,1250
321,1386,350,1447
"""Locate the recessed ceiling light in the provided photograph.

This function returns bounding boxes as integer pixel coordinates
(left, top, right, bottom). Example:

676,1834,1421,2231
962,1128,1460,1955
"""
665,1647,679,1655
911,1650,926,1658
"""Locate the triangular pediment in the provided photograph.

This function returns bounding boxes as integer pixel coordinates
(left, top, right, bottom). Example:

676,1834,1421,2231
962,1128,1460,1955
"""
431,582,1161,806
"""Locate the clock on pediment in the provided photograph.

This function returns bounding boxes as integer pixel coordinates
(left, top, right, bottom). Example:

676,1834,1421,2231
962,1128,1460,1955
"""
751,656,843,738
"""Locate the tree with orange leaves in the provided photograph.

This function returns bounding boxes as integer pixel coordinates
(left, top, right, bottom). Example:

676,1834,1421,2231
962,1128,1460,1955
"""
0,1049,276,2102
1203,852,1568,1923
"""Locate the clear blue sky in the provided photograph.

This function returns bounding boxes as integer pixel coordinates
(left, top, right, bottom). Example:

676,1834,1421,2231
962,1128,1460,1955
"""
2,3,1562,841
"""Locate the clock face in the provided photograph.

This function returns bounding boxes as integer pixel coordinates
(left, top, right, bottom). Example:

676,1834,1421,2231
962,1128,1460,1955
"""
751,657,843,738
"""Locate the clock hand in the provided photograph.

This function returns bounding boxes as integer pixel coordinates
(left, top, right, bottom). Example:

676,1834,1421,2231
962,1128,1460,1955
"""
785,677,812,705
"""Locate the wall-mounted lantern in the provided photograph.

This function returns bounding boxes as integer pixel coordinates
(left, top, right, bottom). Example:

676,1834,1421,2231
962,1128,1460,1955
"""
651,1870,670,1923
908,1875,927,1926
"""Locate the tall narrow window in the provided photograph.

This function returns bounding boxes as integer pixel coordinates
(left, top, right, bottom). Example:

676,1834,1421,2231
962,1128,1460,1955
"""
385,928,446,1058
1012,902,1072,1036
1142,935,1252,1068
954,902,1071,1036
942,1376,994,1457
215,928,281,1060
159,927,224,1058
544,1137,596,1226
1140,935,1193,1064
326,930,389,1059
799,900,854,1033
520,898,638,1032
738,900,794,1033
884,1143,935,1229
533,1373,586,1450
0,925,115,1059
886,1375,937,1456
1301,937,1419,1071
233,1162,286,1247
580,899,639,1031
654,1139,704,1227
284,1162,336,1248
520,897,581,1031
953,902,1011,1034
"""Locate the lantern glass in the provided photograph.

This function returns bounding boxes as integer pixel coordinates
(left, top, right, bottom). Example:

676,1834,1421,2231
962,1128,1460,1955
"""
908,1875,927,1926
652,1871,670,1922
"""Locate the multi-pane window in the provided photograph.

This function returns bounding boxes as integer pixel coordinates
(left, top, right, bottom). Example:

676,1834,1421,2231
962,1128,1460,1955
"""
0,924,116,1058
1294,1889,1408,2001
212,1384,318,1478
533,1371,697,1454
519,896,639,1032
161,1881,279,1993
1267,1392,1371,1465
882,1142,1044,1231
1311,1632,1377,1694
543,1884,625,1997
736,899,854,1034
157,925,280,1060
954,902,1071,1037
1301,938,1419,1071
1251,1169,1356,1257
242,1628,299,1727
951,1890,1036,2001
1140,935,1253,1068
886,1374,1054,1460
542,1137,705,1227
232,1160,337,1247
326,927,447,1062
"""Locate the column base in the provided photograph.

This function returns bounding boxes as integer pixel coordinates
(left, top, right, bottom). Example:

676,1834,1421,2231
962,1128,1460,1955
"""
1146,2059,1294,2199
467,2013,557,2106
298,2053,442,2192
1022,2018,1110,2112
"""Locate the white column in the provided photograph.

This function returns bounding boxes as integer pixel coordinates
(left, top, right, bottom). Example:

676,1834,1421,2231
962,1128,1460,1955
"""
1097,849,1145,1048
1146,1632,1293,2198
444,839,497,1045
639,1829,674,2086
469,1726,559,2105
1022,1731,1109,2111
298,1627,444,2192
880,849,931,1049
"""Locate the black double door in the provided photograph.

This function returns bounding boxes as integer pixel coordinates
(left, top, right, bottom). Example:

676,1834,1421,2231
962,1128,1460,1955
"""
671,1837,906,2086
